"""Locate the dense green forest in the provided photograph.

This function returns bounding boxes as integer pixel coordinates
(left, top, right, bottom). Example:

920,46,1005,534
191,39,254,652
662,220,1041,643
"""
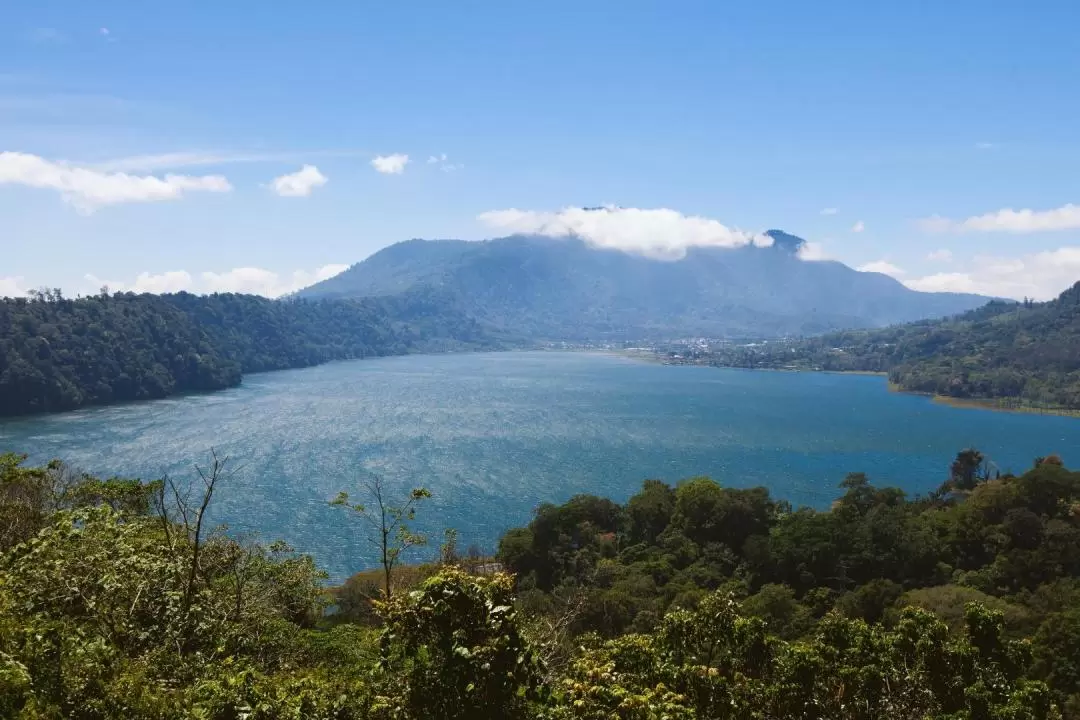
0,288,500,417
683,281,1080,410
4,449,1080,717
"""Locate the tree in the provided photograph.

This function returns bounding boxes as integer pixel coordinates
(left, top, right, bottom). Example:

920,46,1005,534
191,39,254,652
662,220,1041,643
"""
742,583,815,639
379,568,545,720
1034,608,1080,710
331,476,431,599
670,478,777,552
949,448,992,492
625,479,675,545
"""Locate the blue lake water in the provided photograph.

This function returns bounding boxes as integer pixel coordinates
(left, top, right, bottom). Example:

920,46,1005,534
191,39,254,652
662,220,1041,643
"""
2,351,1078,581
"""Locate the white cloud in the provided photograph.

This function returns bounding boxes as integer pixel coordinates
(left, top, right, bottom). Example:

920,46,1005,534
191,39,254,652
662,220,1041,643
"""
83,264,348,298
99,27,110,36
85,271,194,294
201,263,349,296
0,276,27,298
92,149,366,173
82,275,124,294
371,153,409,174
270,164,328,197
425,153,462,172
94,152,254,172
477,205,773,260
927,248,953,262
906,273,974,294
820,207,838,216
0,151,232,212
975,141,996,150
201,268,288,295
856,260,906,277
904,247,1080,300
292,264,349,289
797,241,830,261
133,271,193,293
851,220,865,233
922,203,1080,234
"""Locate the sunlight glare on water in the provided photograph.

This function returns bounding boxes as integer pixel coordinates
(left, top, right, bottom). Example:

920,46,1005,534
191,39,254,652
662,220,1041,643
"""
3,351,1078,581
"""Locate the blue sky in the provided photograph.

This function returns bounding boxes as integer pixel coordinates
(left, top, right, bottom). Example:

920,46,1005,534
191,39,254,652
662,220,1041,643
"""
3,1,1080,300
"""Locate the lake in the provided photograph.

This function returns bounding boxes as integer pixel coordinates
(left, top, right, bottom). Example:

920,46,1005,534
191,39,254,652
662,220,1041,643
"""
2,351,1078,581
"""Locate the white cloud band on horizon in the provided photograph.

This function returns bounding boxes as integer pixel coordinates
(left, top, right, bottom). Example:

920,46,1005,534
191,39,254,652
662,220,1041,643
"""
477,205,773,260
857,260,905,277
922,202,1080,234
371,153,409,174
0,276,27,299
270,164,328,197
0,151,232,212
92,149,368,173
83,264,348,298
94,151,280,172
903,247,1080,301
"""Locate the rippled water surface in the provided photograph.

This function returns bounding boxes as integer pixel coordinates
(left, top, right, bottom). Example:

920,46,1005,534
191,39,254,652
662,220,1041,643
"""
3,351,1078,580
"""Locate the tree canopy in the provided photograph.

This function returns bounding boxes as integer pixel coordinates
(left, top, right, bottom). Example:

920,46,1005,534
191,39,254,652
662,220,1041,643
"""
3,449,1079,717
0,288,501,417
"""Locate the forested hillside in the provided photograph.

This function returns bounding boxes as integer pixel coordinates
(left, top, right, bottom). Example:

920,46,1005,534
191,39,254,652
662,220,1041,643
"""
4,453,1075,716
3,449,1075,717
690,281,1080,410
0,289,498,417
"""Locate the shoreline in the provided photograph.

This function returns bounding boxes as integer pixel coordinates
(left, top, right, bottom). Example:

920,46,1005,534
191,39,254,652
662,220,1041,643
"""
6,347,1079,422
0,345,508,423
633,352,1080,419
929,395,1080,418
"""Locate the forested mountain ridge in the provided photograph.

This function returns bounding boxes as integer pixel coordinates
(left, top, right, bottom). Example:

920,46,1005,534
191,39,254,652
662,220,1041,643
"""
0,289,501,417
694,281,1080,409
297,231,991,340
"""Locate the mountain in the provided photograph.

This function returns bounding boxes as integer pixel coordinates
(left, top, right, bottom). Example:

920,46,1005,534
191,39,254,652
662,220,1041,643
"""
297,231,990,340
694,282,1080,410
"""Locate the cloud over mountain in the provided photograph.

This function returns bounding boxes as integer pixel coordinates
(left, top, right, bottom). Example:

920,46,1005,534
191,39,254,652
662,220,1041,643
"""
857,260,905,277
477,206,772,260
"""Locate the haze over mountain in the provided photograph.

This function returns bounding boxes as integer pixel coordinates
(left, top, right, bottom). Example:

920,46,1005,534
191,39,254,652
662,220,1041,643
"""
297,230,990,340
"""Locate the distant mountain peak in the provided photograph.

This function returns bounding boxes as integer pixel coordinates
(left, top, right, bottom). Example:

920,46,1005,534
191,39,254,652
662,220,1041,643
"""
763,229,807,253
297,232,990,340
